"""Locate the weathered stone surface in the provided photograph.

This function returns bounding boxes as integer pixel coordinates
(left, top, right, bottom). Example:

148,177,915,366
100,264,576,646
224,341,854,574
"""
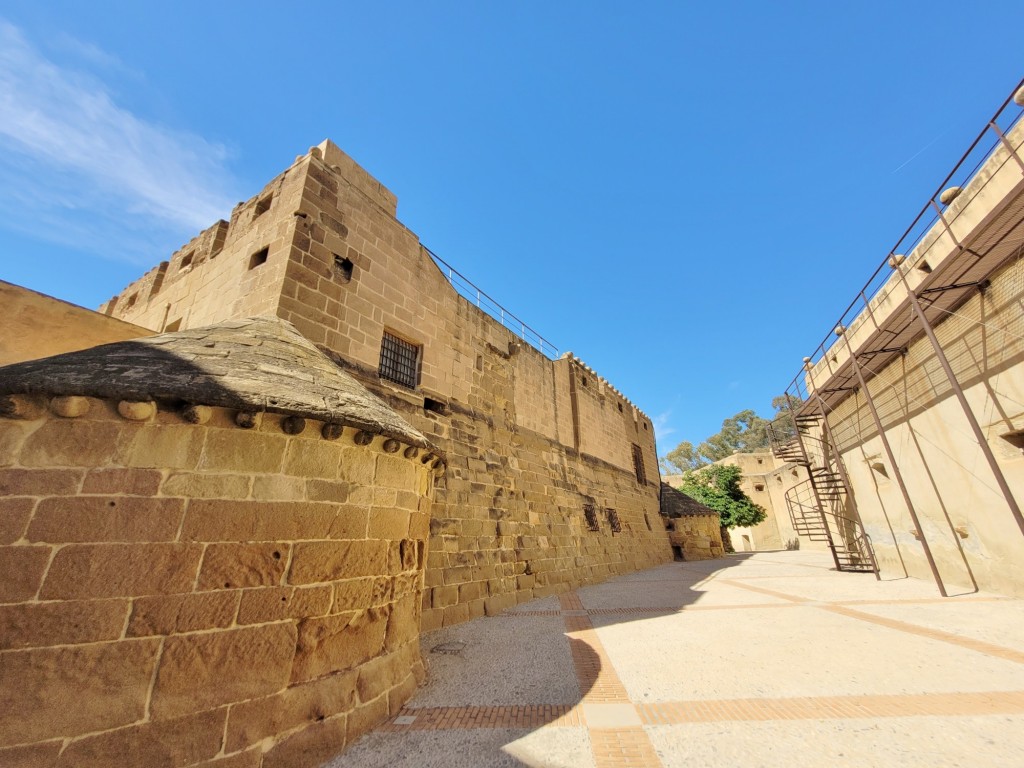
225,669,357,752
18,419,121,468
40,543,202,599
192,748,262,768
0,545,51,602
183,500,369,541
345,692,389,744
127,591,238,636
289,540,388,584
121,424,205,469
0,468,83,497
331,577,374,612
0,599,128,650
0,497,33,544
0,741,63,768
198,543,289,590
237,585,332,625
0,638,160,746
161,471,251,499
292,607,389,682
55,707,226,768
356,643,417,703
151,623,297,719
0,318,431,447
261,715,348,768
28,496,184,543
367,507,410,539
201,430,286,473
49,395,90,418
385,595,420,652
81,467,162,496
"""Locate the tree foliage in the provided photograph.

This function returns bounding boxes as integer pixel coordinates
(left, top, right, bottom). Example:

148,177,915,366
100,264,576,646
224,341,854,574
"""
659,396,799,474
676,464,766,529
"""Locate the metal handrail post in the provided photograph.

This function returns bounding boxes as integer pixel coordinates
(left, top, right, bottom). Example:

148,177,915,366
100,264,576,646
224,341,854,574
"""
890,260,1024,538
837,326,947,596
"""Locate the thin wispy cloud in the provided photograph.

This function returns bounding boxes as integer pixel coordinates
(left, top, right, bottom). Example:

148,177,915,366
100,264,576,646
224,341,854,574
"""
653,410,676,444
0,20,237,264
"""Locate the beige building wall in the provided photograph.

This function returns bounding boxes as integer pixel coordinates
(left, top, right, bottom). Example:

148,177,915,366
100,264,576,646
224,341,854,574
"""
1,281,150,366
801,107,1024,597
104,140,672,628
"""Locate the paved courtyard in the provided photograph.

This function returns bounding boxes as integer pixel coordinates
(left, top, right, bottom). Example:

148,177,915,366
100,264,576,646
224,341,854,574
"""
330,551,1024,767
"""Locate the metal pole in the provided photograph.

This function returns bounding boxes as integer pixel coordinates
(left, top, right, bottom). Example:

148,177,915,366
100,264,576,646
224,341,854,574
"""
890,261,1024,538
837,326,947,596
804,361,881,579
785,393,843,572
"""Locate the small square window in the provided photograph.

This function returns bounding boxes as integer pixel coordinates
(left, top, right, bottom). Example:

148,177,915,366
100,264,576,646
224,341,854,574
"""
249,247,269,270
179,250,194,270
379,331,421,389
254,194,273,217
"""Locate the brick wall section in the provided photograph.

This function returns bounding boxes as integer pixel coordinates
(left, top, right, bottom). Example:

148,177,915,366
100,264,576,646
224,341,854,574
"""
103,140,675,627
0,396,433,767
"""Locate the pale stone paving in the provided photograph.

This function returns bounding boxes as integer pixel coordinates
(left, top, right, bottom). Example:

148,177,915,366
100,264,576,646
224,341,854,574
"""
335,551,1024,767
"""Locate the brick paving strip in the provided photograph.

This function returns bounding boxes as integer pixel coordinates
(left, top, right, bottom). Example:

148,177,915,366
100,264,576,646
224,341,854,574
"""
382,571,1024,767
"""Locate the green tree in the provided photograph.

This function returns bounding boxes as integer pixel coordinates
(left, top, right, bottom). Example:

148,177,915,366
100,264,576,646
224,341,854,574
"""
677,464,766,529
660,410,771,473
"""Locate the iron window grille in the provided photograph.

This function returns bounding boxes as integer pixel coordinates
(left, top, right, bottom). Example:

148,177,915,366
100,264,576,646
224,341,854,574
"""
379,332,420,389
584,504,600,532
606,508,621,533
631,443,646,484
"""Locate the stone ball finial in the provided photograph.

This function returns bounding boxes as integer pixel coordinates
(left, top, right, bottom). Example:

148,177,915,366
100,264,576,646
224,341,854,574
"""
939,186,962,205
834,325,846,337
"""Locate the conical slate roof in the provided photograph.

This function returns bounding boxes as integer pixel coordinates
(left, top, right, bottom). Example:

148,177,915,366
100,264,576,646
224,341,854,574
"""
0,316,430,447
660,482,719,518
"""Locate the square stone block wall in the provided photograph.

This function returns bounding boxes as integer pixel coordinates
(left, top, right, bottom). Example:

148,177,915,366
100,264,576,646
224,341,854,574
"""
668,516,725,561
102,142,675,628
0,397,433,767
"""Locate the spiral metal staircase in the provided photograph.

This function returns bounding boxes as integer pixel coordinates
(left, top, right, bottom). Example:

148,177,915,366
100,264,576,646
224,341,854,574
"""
767,413,878,574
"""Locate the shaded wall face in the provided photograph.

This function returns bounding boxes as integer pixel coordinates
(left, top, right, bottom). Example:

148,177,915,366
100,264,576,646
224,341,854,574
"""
825,256,1024,596
668,516,724,561
0,398,431,768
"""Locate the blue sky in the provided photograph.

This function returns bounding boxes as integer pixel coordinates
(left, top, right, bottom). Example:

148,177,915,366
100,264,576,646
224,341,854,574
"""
0,2,1021,457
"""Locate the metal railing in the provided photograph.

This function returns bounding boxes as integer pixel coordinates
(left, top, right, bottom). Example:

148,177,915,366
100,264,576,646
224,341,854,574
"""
425,247,559,359
783,77,1024,404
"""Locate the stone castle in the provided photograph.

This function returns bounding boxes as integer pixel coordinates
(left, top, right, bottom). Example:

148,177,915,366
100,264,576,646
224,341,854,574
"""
0,141,723,766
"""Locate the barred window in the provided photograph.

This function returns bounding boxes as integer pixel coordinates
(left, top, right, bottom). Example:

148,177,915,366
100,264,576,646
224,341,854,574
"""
606,508,621,533
379,331,420,389
584,504,600,532
631,443,646,484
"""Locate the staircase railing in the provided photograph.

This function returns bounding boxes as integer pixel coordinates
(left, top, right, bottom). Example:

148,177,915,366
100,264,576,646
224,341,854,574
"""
768,413,878,574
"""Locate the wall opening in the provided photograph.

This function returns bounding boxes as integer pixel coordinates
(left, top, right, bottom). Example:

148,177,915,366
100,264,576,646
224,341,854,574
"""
179,250,194,270
163,318,182,332
254,194,273,217
1000,430,1024,451
584,504,600,532
606,508,621,533
379,331,421,389
334,254,354,282
125,292,138,309
671,545,684,561
249,247,269,270
644,512,653,531
631,443,646,484
424,397,449,416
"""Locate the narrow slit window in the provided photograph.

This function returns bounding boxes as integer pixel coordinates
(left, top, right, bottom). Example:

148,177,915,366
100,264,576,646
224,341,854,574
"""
249,247,269,270
631,443,646,484
379,331,420,389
